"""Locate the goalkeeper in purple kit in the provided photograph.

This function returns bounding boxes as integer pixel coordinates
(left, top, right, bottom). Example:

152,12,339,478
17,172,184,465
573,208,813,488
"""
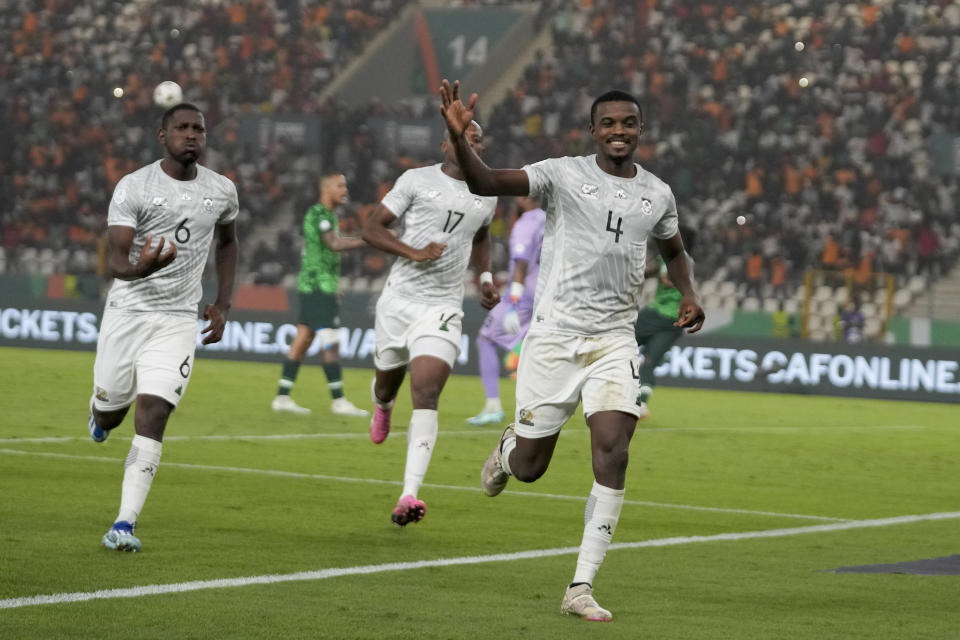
468,196,546,425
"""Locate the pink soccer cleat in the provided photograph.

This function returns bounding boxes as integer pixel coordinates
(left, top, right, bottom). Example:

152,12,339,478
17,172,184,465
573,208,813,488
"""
369,405,392,444
391,495,426,527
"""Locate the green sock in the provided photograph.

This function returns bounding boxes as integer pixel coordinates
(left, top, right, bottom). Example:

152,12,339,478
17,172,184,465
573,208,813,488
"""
278,358,301,396
322,362,344,399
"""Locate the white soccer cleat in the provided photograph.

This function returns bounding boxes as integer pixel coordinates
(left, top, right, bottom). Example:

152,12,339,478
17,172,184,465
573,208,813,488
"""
481,424,514,497
271,395,311,415
331,397,369,417
466,410,505,426
101,521,142,552
561,584,612,622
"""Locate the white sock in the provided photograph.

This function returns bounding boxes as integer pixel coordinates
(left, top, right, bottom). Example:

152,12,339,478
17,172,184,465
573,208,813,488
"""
572,481,625,585
401,409,438,498
116,435,162,524
483,397,503,414
500,430,517,477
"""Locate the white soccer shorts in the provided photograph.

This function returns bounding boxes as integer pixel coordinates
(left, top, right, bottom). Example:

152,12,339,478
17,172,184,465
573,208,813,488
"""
373,291,462,370
513,329,645,438
92,309,199,410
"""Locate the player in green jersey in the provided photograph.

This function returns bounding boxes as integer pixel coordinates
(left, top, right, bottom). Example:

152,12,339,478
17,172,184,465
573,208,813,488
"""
634,225,697,406
272,173,368,416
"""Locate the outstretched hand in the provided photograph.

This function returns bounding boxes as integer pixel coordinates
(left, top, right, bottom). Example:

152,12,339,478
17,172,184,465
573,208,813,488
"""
439,79,477,138
675,295,706,334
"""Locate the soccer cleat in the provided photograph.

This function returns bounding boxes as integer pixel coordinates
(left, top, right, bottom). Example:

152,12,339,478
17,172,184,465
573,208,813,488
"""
480,424,515,497
88,411,108,443
391,495,426,527
101,520,142,552
561,584,612,622
331,397,369,417
466,410,505,426
271,395,311,414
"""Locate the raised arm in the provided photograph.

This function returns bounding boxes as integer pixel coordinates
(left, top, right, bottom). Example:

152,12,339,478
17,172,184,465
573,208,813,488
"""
655,232,705,333
440,80,529,197
361,203,445,262
106,226,177,281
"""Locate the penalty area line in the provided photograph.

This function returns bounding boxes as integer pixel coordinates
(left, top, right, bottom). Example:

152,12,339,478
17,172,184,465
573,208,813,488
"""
2,510,958,610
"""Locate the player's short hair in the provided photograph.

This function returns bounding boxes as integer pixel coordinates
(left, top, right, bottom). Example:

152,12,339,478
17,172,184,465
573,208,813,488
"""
320,172,345,186
590,90,643,126
160,103,202,129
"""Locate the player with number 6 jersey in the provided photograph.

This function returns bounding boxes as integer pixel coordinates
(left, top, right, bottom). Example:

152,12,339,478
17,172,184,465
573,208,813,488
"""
87,103,239,553
362,121,499,527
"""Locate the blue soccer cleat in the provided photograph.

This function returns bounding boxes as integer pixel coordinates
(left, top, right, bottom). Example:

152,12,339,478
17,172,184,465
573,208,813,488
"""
88,411,108,443
101,521,141,552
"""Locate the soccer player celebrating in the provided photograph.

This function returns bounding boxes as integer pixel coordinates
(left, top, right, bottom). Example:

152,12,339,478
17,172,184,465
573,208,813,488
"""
361,122,500,526
440,80,704,620
271,173,368,417
467,196,546,425
88,103,239,552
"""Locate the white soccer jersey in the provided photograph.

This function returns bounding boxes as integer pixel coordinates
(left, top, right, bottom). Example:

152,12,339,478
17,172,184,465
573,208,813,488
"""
380,164,497,305
524,155,679,337
105,160,239,314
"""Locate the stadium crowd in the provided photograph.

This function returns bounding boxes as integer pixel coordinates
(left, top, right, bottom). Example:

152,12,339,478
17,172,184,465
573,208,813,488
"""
485,0,960,295
3,0,959,306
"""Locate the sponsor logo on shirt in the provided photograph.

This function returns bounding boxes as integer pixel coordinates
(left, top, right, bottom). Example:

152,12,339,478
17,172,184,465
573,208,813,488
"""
426,190,442,200
151,196,167,207
615,189,627,199
580,183,599,199
181,193,192,201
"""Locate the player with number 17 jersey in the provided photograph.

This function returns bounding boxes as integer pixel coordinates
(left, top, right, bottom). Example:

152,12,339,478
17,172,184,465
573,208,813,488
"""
380,163,497,305
105,160,239,314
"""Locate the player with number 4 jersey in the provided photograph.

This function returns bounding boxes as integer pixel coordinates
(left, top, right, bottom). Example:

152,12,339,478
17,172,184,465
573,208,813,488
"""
88,103,239,553
440,80,704,621
362,121,499,527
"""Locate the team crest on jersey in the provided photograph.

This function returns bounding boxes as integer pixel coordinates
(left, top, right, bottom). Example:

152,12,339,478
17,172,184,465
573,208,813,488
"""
473,197,484,208
580,183,599,199
518,409,534,426
640,198,653,215
95,386,109,402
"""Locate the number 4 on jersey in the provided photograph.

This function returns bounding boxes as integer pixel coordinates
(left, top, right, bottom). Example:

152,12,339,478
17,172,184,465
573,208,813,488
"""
605,211,623,243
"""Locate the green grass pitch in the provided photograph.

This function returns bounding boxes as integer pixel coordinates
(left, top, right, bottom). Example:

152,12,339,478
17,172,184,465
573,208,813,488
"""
0,346,957,639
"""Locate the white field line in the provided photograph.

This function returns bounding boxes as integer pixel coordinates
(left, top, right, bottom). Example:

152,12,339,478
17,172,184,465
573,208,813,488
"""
0,423,926,445
2,510,957,611
0,448,848,523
